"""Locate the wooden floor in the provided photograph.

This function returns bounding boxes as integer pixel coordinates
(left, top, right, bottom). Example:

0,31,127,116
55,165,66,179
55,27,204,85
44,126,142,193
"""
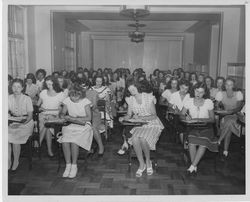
8,123,245,195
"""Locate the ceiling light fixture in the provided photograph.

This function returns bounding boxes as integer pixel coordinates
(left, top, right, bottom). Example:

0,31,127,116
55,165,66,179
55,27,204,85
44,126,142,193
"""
120,5,150,43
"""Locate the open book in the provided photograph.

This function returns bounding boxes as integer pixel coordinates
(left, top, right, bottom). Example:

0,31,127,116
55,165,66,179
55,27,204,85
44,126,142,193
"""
126,119,148,124
8,116,26,123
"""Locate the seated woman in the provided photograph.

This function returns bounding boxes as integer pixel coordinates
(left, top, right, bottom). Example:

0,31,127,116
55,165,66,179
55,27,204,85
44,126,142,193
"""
58,84,93,178
8,79,34,171
119,80,164,177
218,105,245,144
215,78,244,157
160,77,179,106
212,76,225,99
24,73,39,105
204,76,216,101
168,79,191,143
81,80,104,156
92,76,114,129
37,76,66,157
35,69,47,92
57,75,70,98
181,82,218,174
189,72,198,87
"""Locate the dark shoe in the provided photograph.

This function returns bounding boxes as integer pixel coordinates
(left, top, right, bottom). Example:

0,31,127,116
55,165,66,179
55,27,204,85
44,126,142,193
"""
47,153,55,160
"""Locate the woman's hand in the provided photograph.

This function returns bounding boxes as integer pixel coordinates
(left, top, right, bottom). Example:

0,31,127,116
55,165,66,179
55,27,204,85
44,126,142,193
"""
64,115,71,121
10,123,21,128
132,114,139,119
185,114,192,121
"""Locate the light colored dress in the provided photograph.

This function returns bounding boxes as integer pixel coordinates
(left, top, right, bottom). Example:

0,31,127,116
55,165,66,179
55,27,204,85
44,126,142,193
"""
183,98,218,152
58,97,93,151
8,94,34,144
39,90,66,134
215,91,244,134
169,91,190,111
126,93,164,150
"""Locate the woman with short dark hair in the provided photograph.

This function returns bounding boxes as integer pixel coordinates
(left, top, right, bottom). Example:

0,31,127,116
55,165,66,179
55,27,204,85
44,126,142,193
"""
181,82,217,174
24,73,39,105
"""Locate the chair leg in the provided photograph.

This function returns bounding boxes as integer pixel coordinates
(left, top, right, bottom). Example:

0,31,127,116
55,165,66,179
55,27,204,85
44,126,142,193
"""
28,137,33,170
128,145,132,172
57,142,61,173
38,138,42,160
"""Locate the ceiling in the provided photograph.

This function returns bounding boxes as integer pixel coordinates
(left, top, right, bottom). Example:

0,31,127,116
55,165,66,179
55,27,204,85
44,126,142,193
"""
78,20,198,33
56,11,221,33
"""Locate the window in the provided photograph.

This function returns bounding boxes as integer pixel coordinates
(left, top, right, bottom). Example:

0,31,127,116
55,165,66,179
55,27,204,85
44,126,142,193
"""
8,5,25,78
64,31,76,71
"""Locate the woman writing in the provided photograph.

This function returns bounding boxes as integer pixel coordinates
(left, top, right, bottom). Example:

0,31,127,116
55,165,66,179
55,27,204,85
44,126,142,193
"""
181,83,218,174
119,80,164,177
58,84,93,178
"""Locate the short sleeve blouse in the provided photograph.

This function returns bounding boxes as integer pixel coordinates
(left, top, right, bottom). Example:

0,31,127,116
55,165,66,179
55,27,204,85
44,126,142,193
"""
63,97,91,117
184,98,214,119
162,89,172,102
39,90,65,110
8,94,33,116
126,93,156,116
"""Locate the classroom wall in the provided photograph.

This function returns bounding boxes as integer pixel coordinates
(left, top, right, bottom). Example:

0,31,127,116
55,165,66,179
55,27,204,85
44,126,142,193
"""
193,23,211,67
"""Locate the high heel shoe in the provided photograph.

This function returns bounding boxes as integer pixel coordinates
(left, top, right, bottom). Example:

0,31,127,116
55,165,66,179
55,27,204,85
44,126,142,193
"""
146,161,153,176
136,164,146,177
186,165,197,176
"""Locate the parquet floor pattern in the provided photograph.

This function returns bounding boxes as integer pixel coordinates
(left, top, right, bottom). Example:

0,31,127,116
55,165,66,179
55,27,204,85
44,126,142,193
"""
8,125,245,195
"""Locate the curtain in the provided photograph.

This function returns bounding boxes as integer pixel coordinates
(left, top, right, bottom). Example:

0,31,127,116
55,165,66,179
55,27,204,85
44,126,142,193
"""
8,5,25,78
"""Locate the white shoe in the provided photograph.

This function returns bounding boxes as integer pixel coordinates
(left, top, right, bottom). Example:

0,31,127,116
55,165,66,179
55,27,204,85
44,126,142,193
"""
62,164,71,178
68,164,78,178
117,149,125,155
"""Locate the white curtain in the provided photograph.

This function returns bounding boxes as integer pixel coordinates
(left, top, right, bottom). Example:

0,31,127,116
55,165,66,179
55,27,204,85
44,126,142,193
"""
8,5,25,78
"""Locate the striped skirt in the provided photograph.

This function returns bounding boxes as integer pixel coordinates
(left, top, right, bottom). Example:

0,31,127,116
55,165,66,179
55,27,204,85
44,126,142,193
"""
128,117,164,150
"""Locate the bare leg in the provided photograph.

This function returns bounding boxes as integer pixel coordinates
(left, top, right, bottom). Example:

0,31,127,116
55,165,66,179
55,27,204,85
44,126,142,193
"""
139,137,151,167
39,127,46,144
8,143,12,169
92,126,104,154
45,129,54,156
218,126,231,143
192,146,206,167
62,143,71,164
132,137,145,169
179,133,184,144
223,132,232,153
12,144,21,170
189,144,197,163
71,143,79,164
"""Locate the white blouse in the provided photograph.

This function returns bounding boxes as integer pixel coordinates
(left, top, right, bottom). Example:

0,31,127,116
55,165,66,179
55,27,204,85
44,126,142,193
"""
169,91,190,111
184,98,214,119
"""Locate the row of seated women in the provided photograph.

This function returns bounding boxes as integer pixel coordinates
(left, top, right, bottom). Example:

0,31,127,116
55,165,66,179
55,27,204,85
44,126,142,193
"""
8,67,245,178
